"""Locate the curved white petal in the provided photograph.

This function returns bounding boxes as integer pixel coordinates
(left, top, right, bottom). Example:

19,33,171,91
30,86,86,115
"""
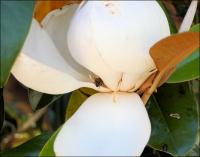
91,1,170,74
67,2,122,91
120,70,156,92
179,0,198,33
41,4,92,79
54,92,151,156
12,19,110,94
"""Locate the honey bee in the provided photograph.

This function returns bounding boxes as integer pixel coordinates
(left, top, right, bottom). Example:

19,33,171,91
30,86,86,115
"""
89,74,104,88
94,77,104,87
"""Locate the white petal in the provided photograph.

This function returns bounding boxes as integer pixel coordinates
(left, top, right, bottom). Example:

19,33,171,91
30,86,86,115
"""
12,19,110,94
67,2,122,91
91,1,170,74
120,70,156,92
54,92,151,156
179,0,198,33
41,4,92,79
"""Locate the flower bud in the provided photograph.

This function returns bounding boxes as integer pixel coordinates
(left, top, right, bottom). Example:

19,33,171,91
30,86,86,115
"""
68,1,170,91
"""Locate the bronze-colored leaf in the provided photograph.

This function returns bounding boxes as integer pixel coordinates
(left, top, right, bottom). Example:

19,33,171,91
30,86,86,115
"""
157,66,176,86
34,0,82,22
142,32,199,104
151,32,199,71
136,73,157,95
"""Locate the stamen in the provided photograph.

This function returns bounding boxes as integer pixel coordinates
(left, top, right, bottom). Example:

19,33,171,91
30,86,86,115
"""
112,91,117,103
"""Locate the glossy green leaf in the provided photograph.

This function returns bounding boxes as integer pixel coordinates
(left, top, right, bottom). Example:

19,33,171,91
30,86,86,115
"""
167,24,200,83
167,49,199,83
190,23,200,32
0,1,35,87
39,128,62,157
158,1,177,34
147,83,198,156
28,89,62,111
79,87,98,96
66,90,89,120
0,133,51,157
186,133,199,156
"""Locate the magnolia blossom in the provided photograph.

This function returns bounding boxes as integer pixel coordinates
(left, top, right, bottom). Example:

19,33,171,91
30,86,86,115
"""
11,1,197,156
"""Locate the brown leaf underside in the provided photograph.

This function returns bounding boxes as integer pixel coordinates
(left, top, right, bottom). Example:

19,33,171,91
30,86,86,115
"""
141,32,200,104
34,0,82,22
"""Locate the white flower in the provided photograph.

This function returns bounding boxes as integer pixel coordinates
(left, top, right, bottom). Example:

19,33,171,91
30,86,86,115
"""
11,1,197,156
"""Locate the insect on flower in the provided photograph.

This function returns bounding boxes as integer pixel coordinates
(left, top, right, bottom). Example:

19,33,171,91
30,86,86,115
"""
94,77,104,87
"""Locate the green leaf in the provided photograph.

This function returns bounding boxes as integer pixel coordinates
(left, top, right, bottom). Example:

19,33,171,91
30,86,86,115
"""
66,90,89,120
79,87,98,96
167,24,200,83
0,1,35,87
167,49,199,83
147,83,199,156
190,23,200,32
39,128,62,157
0,133,51,157
158,1,177,34
186,133,200,156
28,89,62,111
0,88,4,131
